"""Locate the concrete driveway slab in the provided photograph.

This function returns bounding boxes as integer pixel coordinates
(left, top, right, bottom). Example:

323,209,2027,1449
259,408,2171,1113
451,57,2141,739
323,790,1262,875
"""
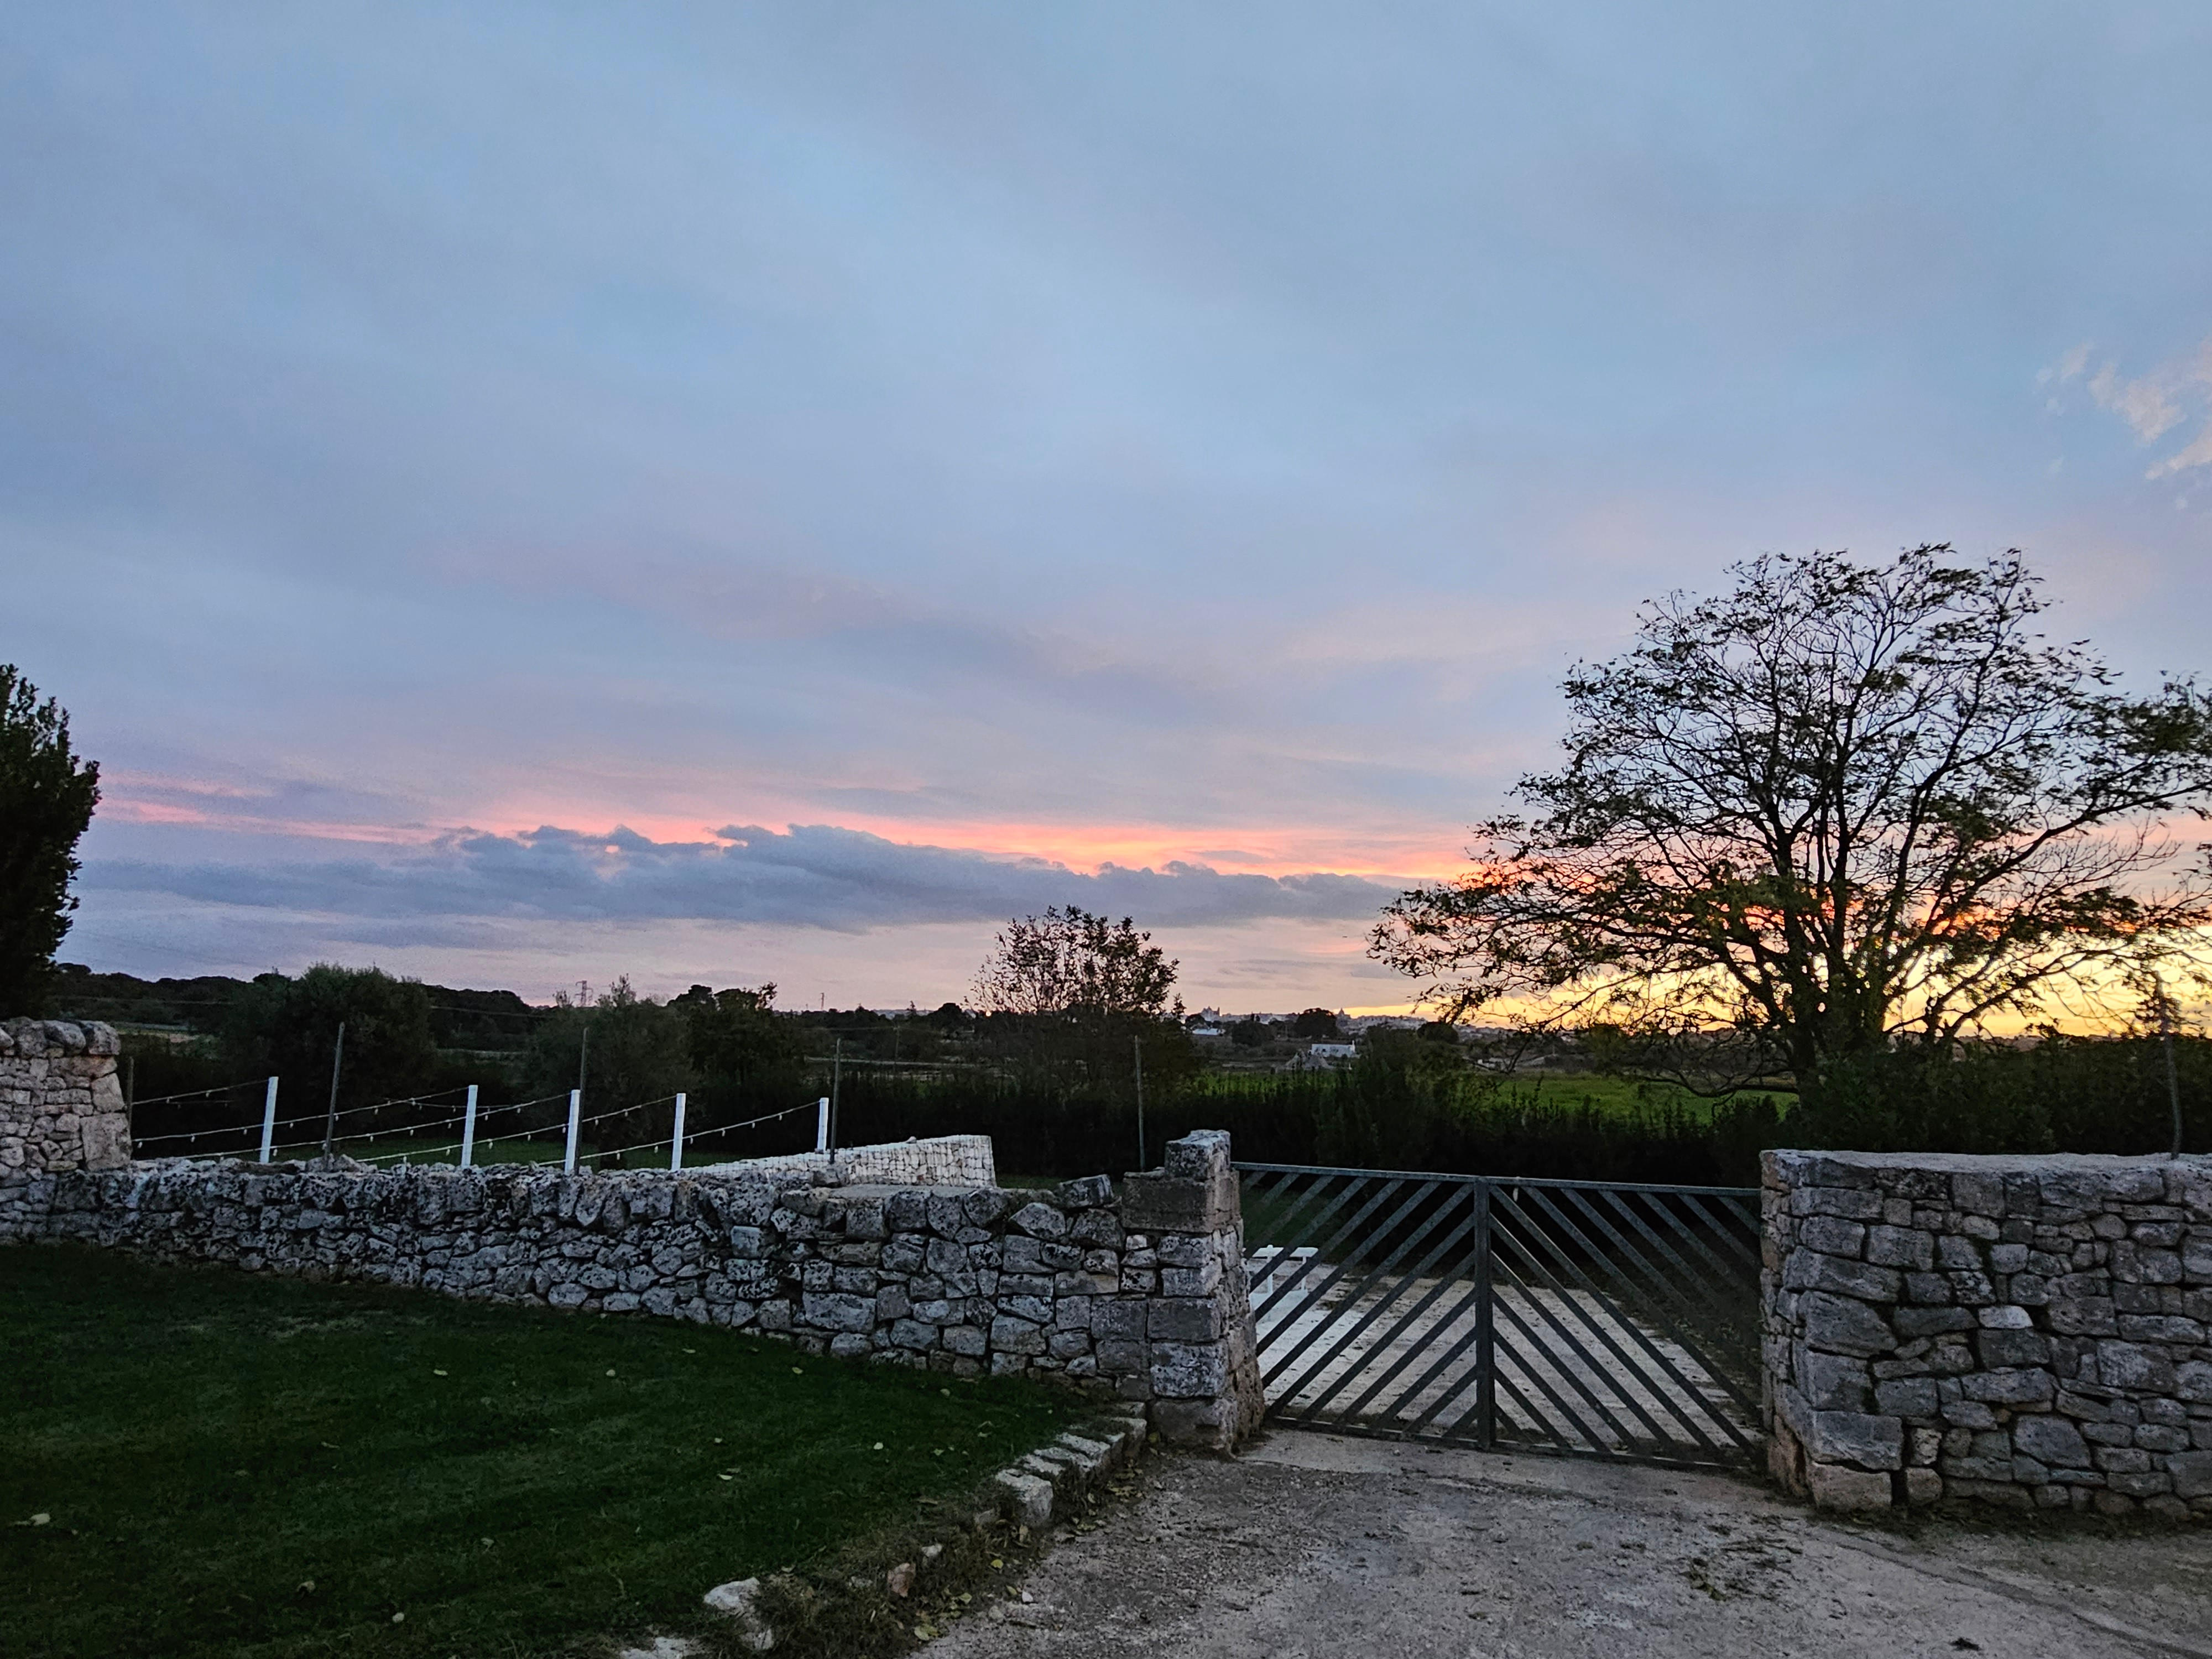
934,1432,2212,1658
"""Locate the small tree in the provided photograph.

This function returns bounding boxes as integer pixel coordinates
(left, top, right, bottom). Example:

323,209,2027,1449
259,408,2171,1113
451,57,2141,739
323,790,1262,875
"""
223,966,440,1117
0,665,101,1013
971,907,1187,1093
674,981,804,1119
1372,547,2212,1101
971,907,1182,1019
1229,1018,1271,1050
529,977,693,1159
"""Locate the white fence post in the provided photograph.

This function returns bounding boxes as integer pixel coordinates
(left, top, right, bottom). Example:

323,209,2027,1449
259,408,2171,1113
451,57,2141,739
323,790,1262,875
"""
564,1089,581,1173
816,1095,830,1154
670,1092,686,1171
460,1083,479,1168
259,1077,279,1164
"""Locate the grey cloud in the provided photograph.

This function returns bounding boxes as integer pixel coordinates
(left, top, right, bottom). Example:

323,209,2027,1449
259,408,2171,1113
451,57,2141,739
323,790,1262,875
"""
84,821,1407,933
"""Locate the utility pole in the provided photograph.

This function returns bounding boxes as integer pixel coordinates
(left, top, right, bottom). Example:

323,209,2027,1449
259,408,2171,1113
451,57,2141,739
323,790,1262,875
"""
2163,991,2184,1158
829,1037,842,1162
1134,1036,1146,1171
321,1021,346,1164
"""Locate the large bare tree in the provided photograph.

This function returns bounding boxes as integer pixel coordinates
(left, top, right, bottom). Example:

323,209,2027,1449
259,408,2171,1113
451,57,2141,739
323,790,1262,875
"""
1371,547,2212,1096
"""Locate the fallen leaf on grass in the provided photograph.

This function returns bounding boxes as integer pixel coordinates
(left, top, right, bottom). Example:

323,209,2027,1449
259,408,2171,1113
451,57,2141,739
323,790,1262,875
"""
432,1369,448,1377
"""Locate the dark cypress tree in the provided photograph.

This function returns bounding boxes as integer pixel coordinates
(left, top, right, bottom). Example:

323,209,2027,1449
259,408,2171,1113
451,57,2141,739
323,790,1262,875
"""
0,665,101,1014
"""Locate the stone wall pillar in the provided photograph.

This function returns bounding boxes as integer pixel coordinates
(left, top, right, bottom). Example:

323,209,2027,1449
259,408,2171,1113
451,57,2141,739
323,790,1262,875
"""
0,1019,129,1177
1119,1129,1266,1450
1763,1148,2212,1519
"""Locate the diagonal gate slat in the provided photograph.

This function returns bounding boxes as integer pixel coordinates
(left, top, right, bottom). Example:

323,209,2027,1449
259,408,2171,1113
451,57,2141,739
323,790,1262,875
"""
1235,1161,1762,1470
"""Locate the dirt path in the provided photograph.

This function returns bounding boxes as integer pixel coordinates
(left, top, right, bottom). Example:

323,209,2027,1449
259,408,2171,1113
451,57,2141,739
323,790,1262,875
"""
934,1433,2212,1658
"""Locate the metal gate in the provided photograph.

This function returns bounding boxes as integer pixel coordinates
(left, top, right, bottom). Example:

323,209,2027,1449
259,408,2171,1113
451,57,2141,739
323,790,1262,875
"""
1235,1163,1764,1470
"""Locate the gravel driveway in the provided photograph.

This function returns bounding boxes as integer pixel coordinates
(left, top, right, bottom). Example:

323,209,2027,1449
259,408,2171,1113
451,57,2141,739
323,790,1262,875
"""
935,1432,2212,1658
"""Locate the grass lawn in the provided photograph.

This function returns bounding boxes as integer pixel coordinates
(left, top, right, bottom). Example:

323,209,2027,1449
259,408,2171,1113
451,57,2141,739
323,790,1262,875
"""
2,1245,1074,1658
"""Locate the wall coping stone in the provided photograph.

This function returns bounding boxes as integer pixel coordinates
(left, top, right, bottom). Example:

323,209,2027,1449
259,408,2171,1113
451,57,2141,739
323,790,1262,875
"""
1770,1149,2212,1177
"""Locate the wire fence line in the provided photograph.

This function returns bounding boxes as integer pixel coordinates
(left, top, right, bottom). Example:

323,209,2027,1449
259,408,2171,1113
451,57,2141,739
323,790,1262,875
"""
132,1081,477,1150
680,1100,815,1139
466,1105,630,1150
122,1080,262,1112
126,1081,831,1172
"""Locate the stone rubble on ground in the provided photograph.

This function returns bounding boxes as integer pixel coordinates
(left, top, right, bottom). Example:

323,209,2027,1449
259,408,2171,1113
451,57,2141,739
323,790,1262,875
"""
701,1575,776,1651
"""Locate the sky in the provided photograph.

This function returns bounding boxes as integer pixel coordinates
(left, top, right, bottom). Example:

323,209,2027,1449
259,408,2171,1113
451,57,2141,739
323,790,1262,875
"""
4,2,2210,1012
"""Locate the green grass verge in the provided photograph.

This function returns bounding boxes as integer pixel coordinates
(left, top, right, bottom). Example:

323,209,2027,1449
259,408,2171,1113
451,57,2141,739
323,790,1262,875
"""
1,1245,1073,1658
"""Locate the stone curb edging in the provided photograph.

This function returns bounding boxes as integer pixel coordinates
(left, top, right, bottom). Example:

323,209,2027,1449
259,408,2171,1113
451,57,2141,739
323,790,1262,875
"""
988,1408,1152,1529
693,1411,1154,1652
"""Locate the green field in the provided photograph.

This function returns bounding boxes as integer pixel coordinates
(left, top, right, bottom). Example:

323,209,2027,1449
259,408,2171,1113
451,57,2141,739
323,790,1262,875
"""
1489,1071,1790,1123
1190,1068,1790,1124
2,1246,1072,1658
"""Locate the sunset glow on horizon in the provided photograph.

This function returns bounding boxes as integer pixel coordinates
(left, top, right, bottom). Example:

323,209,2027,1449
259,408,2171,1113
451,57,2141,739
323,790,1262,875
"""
7,5,2209,1012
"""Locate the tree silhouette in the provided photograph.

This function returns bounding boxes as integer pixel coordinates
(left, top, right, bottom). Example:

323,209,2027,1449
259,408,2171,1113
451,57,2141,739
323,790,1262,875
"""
1373,547,2212,1098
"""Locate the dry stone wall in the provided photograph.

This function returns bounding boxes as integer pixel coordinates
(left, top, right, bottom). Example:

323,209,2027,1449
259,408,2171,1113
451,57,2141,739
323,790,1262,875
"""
1764,1149,2212,1518
0,1126,1263,1449
704,1135,997,1187
0,1019,129,1177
